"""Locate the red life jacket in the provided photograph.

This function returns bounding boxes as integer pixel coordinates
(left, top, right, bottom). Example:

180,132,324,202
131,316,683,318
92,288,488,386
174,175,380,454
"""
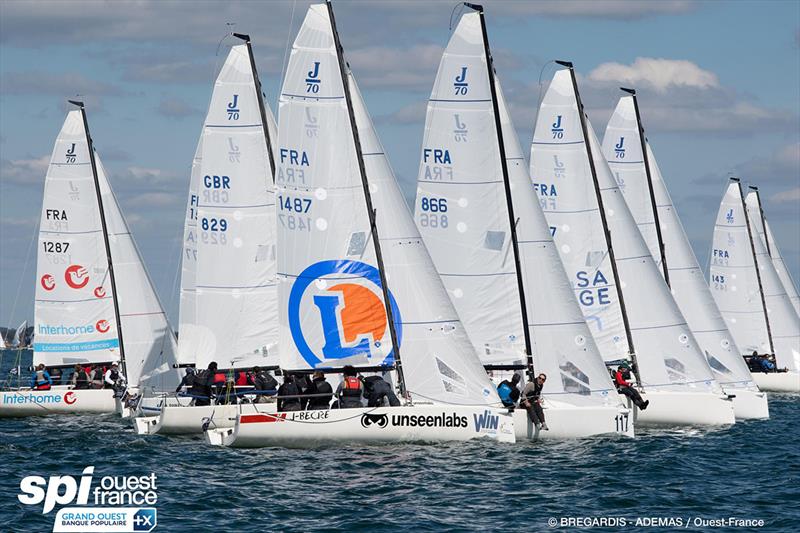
614,370,630,387
213,372,226,384
342,376,362,398
235,372,249,386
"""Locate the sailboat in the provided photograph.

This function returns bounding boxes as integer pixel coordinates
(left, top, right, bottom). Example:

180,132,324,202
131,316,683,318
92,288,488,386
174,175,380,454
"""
746,188,800,317
207,1,514,448
530,66,734,426
135,35,282,435
415,6,632,440
602,92,768,419
711,180,800,392
1,102,182,417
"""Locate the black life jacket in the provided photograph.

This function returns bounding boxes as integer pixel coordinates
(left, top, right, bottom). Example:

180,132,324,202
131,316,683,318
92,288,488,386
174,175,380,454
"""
109,369,120,382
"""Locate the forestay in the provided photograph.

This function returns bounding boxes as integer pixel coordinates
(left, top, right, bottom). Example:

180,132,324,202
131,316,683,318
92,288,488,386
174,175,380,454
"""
95,157,182,390
276,4,498,407
194,44,279,369
416,13,617,405
177,137,202,364
530,69,720,393
746,191,800,317
34,111,123,368
603,96,756,390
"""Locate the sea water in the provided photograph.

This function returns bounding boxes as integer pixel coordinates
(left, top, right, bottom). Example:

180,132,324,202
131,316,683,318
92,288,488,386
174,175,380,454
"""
1,349,797,532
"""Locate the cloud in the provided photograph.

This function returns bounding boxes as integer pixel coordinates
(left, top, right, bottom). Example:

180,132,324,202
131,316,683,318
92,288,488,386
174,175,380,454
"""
0,71,126,96
0,155,49,186
125,192,181,208
587,57,719,93
489,0,694,19
156,97,202,119
771,187,800,203
575,58,799,136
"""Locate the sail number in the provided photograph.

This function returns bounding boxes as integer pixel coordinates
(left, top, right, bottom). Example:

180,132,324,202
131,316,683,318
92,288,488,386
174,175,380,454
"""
42,241,70,253
419,197,449,229
201,218,227,231
278,195,312,213
420,197,448,213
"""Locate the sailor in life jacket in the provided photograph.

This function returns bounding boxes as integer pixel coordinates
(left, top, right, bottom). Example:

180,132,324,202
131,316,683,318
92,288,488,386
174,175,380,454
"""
335,365,364,409
30,363,53,390
104,362,121,388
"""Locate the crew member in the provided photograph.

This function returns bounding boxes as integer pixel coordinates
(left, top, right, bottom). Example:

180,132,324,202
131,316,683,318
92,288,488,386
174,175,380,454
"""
104,363,121,388
277,373,302,411
334,365,364,409
363,375,401,407
89,365,104,389
175,367,196,393
614,365,649,410
306,371,333,410
30,363,52,390
520,373,548,431
497,373,522,408
250,366,278,403
70,364,90,390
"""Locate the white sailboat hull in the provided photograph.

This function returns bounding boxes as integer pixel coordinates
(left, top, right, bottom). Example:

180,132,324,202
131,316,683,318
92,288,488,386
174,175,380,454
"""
634,390,735,427
205,405,516,448
134,402,272,435
514,401,634,440
0,386,116,417
752,372,800,393
725,388,770,419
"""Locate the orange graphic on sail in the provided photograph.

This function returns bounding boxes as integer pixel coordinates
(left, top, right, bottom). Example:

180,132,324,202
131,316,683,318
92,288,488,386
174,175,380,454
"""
329,283,386,344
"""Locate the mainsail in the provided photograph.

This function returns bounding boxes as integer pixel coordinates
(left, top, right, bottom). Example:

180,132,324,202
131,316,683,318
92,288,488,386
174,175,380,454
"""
276,3,498,406
416,12,618,405
712,182,800,373
603,94,756,390
530,68,720,394
34,107,180,391
746,190,800,317
192,42,279,370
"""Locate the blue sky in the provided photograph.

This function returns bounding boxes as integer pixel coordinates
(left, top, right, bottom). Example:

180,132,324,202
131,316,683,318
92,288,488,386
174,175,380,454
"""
1,0,798,327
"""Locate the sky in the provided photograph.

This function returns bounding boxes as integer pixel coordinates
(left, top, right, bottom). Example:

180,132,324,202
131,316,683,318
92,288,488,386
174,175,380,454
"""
0,0,798,327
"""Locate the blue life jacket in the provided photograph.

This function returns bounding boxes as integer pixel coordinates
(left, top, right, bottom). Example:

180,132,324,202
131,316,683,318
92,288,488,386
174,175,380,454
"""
497,382,513,406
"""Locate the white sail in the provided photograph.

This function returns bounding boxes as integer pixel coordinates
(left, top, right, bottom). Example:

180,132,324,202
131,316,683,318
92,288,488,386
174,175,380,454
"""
34,110,122,368
276,4,497,406
193,44,279,369
12,320,27,348
95,156,182,391
415,13,618,405
728,187,800,372
530,69,720,393
177,137,202,364
603,96,756,390
746,192,800,317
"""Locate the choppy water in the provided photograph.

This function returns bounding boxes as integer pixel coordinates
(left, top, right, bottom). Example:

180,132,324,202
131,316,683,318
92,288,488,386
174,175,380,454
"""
1,349,798,532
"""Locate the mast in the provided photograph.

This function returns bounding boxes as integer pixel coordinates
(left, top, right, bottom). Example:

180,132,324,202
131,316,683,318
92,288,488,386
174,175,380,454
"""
233,33,276,180
556,63,641,382
749,186,771,256
622,87,670,286
326,1,407,396
468,3,534,376
70,100,127,379
736,179,775,355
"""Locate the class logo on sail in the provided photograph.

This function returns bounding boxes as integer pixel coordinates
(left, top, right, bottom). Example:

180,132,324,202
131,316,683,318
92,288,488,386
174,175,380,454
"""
288,260,402,368
226,94,240,120
453,66,468,95
614,137,625,158
306,61,321,93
